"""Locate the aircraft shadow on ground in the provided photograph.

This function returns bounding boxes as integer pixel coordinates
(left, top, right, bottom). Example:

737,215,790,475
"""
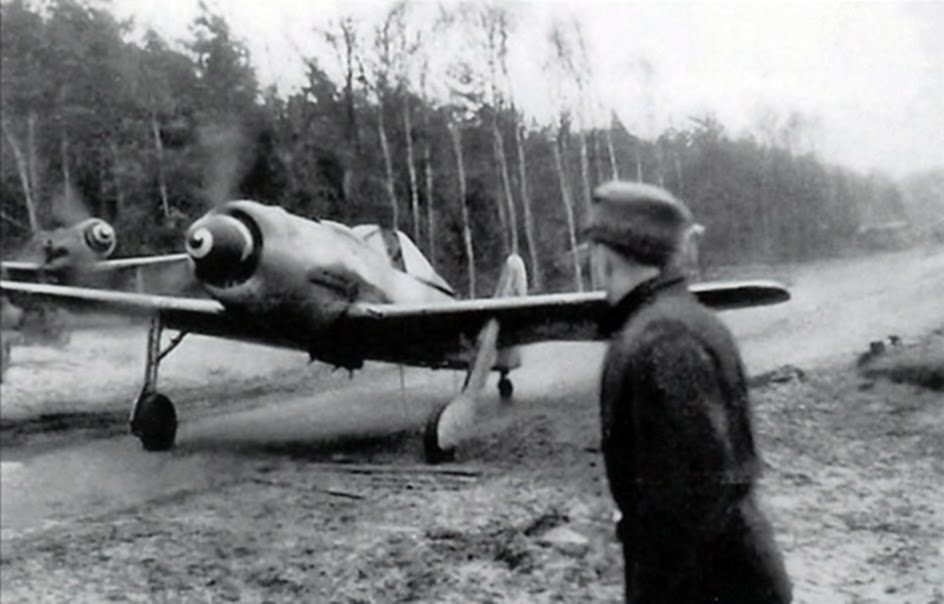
175,428,424,462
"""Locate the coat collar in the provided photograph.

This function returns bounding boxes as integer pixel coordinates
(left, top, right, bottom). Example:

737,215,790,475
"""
597,269,688,337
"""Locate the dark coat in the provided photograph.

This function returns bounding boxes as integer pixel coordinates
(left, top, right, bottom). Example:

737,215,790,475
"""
599,271,791,604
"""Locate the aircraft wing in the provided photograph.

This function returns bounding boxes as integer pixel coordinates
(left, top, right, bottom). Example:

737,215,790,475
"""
337,280,790,367
0,280,288,348
1,278,789,370
1,254,189,280
92,253,191,271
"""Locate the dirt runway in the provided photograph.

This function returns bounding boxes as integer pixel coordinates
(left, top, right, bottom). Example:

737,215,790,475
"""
1,245,942,603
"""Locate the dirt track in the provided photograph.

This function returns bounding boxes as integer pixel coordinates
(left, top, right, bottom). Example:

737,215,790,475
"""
1,245,942,603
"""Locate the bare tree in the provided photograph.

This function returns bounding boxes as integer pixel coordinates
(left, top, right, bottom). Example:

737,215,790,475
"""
514,119,542,290
402,94,420,239
605,111,620,180
546,21,589,291
487,8,519,256
591,129,605,184
386,0,424,242
635,146,644,182
549,19,594,211
149,112,170,217
448,121,476,297
626,56,658,184
553,129,583,292
322,17,361,153
418,56,437,264
108,139,125,214
1,114,39,231
491,8,541,286
451,2,519,256
446,58,509,251
357,9,403,229
376,100,398,229
27,113,40,219
59,131,72,209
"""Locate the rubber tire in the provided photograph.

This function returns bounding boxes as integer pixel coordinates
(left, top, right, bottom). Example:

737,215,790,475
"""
133,392,177,451
498,376,513,399
423,403,456,464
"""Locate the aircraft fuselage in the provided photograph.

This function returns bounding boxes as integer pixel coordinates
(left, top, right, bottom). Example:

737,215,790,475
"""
184,200,454,357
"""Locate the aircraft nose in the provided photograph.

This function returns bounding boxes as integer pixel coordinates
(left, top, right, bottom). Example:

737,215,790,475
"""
83,220,117,257
185,214,257,286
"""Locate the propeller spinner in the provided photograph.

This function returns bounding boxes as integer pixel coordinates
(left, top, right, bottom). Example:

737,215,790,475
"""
81,219,117,257
185,213,259,287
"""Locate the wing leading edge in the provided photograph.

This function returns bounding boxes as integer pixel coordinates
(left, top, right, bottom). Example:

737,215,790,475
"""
0,280,289,348
336,280,790,367
1,254,189,281
0,278,789,369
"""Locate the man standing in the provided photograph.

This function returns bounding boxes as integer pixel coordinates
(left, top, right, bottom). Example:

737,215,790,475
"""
588,181,791,603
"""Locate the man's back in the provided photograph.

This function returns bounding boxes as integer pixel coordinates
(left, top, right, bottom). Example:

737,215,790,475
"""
600,273,791,603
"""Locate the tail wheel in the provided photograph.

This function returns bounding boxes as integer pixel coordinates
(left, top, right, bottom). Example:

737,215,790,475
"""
423,403,456,464
132,392,177,451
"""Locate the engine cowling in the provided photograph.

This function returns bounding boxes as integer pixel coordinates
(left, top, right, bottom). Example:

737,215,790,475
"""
80,219,117,258
185,211,261,288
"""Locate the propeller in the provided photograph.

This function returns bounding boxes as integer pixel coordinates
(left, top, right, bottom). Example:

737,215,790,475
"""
185,212,259,287
50,180,91,228
199,123,249,209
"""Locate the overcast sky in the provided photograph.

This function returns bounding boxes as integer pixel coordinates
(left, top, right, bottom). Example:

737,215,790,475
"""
109,0,943,178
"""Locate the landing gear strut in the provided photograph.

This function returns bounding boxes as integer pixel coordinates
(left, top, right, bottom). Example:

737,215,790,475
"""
129,314,186,451
422,254,527,464
423,319,502,464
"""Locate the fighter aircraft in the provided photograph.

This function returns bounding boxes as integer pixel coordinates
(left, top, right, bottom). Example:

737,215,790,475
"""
0,199,790,462
1,216,188,287
0,214,192,365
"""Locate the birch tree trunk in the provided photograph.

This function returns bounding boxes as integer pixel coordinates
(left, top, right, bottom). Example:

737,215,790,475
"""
673,151,684,195
553,134,583,292
577,131,592,212
377,100,398,229
109,139,125,218
343,23,359,154
150,112,170,218
591,130,605,184
605,124,619,180
759,150,774,259
402,98,420,241
27,112,40,217
60,132,71,197
492,162,510,254
514,121,541,291
423,142,436,266
1,115,39,232
449,123,475,297
98,154,107,218
492,120,518,255
655,141,666,188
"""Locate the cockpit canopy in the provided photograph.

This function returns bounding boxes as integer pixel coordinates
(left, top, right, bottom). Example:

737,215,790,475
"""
351,225,455,296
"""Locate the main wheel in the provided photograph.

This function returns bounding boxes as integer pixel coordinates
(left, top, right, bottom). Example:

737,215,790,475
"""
498,375,513,399
423,404,456,464
131,392,177,451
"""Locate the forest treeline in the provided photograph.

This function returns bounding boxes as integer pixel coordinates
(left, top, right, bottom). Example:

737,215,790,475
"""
1,0,940,295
